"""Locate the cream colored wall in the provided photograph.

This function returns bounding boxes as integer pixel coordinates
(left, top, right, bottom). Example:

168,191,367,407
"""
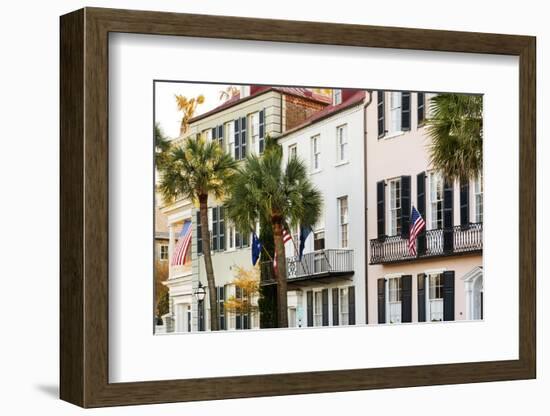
365,91,482,324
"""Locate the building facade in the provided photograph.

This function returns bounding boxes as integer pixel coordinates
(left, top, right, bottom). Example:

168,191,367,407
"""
365,91,483,325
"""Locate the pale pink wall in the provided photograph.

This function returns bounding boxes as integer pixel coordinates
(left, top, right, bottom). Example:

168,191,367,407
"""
365,91,482,324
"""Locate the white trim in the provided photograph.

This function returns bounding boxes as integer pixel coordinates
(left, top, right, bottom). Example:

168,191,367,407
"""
462,266,484,321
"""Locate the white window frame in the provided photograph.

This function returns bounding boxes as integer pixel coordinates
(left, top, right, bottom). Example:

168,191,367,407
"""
204,128,213,142
427,171,444,230
390,92,402,134
474,173,483,223
226,121,234,156
336,124,348,163
159,244,169,261
427,273,444,322
313,290,323,327
339,287,349,325
386,276,403,324
387,178,402,236
338,196,349,248
333,89,342,105
311,135,321,172
288,143,297,160
250,112,260,154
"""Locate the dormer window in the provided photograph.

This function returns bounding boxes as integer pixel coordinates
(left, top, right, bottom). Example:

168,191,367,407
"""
333,89,342,105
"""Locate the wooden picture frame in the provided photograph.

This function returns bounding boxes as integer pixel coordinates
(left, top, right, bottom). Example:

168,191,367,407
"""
60,7,536,408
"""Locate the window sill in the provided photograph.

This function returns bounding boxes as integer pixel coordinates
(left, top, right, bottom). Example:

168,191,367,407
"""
380,131,405,140
310,169,323,175
334,160,349,167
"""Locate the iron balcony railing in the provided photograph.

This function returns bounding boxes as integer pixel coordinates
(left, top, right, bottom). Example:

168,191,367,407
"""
260,249,354,283
369,222,482,264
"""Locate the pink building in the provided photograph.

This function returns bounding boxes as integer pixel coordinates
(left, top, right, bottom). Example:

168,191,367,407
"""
366,91,483,325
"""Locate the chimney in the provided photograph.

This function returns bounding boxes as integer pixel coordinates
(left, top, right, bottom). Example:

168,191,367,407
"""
239,85,251,98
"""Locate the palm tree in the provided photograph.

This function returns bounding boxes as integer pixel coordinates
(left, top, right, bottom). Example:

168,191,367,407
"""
154,123,170,171
158,135,236,331
175,94,205,136
426,93,483,181
225,144,322,328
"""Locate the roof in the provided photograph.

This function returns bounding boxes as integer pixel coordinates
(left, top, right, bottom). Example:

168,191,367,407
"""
188,86,331,124
280,89,366,137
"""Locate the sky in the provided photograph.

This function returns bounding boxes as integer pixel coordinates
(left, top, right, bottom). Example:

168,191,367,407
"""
154,82,234,139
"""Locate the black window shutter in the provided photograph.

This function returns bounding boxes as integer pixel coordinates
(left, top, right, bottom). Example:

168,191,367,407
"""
234,119,240,160
332,288,339,326
196,210,202,255
236,286,242,329
443,271,455,321
417,92,425,125
443,178,454,253
322,289,329,326
259,110,265,153
401,275,412,323
417,273,426,322
348,286,356,325
198,300,205,331
212,207,218,251
400,176,411,238
306,291,313,327
377,91,385,138
219,207,225,250
416,172,427,255
460,178,470,227
401,92,411,131
211,127,217,141
218,125,224,148
240,116,247,158
377,278,386,324
377,181,386,237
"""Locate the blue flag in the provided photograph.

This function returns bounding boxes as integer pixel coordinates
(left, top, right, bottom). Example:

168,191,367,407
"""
252,232,262,266
299,226,312,260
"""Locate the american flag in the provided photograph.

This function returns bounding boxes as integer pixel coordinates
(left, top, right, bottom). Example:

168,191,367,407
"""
171,220,192,266
274,226,292,271
408,206,426,256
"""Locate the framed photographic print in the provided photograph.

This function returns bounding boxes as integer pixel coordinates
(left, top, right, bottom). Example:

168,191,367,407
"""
60,7,536,408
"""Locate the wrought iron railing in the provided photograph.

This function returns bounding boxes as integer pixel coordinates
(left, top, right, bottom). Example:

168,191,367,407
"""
260,249,354,283
369,223,482,264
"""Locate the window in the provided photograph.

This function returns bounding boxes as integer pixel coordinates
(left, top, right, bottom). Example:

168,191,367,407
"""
388,277,402,324
311,135,321,171
417,92,426,125
288,144,297,160
217,286,226,330
236,286,250,330
428,273,444,321
390,92,402,133
338,196,349,248
339,287,349,325
336,124,348,162
474,173,483,223
250,112,260,154
313,291,323,327
226,122,234,157
210,206,225,251
428,171,444,230
313,231,325,251
388,178,402,236
159,244,168,261
333,89,342,105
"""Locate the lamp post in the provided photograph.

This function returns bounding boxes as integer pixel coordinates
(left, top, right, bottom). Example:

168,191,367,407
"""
193,282,206,331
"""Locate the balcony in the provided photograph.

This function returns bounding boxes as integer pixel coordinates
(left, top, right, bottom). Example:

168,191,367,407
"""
260,249,354,286
369,223,482,265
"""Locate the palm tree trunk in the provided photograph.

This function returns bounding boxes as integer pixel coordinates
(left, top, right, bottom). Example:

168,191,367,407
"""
199,195,219,331
272,220,288,328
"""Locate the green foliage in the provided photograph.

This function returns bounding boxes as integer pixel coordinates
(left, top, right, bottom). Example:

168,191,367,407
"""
426,93,483,180
154,123,171,171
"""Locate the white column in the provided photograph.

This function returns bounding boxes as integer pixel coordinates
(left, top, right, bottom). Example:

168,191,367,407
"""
168,223,175,278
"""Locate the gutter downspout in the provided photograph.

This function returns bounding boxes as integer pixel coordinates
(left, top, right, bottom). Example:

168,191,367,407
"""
363,90,373,325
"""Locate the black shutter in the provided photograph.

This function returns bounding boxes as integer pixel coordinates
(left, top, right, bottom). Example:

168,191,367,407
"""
377,91,385,138
196,211,202,255
306,291,313,327
377,181,385,237
332,288,339,326
219,207,225,250
322,289,329,326
198,300,205,331
401,92,411,131
417,273,426,322
400,176,411,238
259,110,265,153
417,92,425,125
240,116,247,158
348,286,356,325
236,286,242,329
211,127,217,142
401,275,412,323
443,178,454,253
234,119,240,160
460,178,470,227
443,271,455,321
218,125,224,148
377,278,386,324
416,172,427,255
235,230,242,248
212,207,218,251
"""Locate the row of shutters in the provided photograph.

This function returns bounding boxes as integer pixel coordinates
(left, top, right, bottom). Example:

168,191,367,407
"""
376,173,471,252
377,91,425,138
210,110,265,160
377,272,455,323
198,286,251,331
196,209,249,255
305,287,356,327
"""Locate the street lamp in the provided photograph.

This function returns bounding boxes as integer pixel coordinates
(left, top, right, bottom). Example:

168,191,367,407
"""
194,282,206,301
